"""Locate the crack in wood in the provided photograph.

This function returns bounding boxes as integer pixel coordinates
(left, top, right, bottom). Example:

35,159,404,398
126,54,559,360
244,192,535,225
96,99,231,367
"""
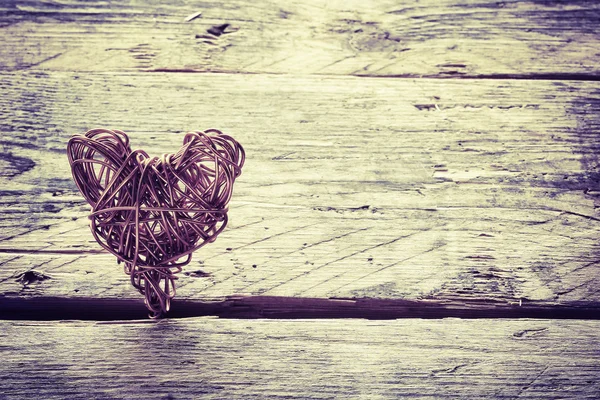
349,73,600,81
431,363,471,375
0,248,104,255
513,327,549,338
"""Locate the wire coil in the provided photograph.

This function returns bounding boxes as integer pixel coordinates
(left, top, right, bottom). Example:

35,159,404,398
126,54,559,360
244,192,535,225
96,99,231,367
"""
67,128,245,317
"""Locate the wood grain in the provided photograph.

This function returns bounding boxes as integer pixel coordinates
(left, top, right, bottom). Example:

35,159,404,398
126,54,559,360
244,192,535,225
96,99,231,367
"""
1,71,600,308
1,0,599,77
2,317,600,399
2,0,599,397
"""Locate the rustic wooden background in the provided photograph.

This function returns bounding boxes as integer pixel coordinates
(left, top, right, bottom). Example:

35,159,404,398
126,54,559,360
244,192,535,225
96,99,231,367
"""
1,0,600,398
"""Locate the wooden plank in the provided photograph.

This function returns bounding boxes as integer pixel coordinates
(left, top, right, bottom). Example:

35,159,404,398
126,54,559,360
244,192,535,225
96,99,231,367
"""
0,0,599,77
1,71,600,308
1,318,600,399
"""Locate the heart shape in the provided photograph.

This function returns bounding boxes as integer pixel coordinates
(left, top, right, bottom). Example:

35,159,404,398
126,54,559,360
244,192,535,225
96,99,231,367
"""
67,128,244,317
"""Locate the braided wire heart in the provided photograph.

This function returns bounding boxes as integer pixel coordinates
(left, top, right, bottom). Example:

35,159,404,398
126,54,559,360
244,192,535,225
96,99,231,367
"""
67,128,245,317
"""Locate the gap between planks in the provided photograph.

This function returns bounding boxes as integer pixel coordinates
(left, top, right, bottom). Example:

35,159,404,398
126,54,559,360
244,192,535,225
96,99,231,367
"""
2,295,600,321
144,69,600,82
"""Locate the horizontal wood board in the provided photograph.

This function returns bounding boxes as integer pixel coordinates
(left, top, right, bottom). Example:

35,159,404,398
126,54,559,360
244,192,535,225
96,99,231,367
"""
1,72,600,308
1,0,600,77
2,318,600,399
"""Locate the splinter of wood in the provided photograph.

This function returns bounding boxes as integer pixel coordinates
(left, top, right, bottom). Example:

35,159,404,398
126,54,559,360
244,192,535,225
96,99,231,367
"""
67,128,245,318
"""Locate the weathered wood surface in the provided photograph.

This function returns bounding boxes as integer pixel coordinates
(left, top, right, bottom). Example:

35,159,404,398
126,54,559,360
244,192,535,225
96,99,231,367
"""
2,0,600,397
1,0,600,77
0,319,600,399
1,318,600,399
2,72,600,309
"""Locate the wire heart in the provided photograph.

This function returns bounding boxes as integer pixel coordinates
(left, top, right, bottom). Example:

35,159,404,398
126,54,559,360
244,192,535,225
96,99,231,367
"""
67,128,245,317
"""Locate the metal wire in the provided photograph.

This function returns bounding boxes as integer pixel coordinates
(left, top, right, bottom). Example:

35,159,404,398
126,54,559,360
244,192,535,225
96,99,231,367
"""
67,128,245,318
